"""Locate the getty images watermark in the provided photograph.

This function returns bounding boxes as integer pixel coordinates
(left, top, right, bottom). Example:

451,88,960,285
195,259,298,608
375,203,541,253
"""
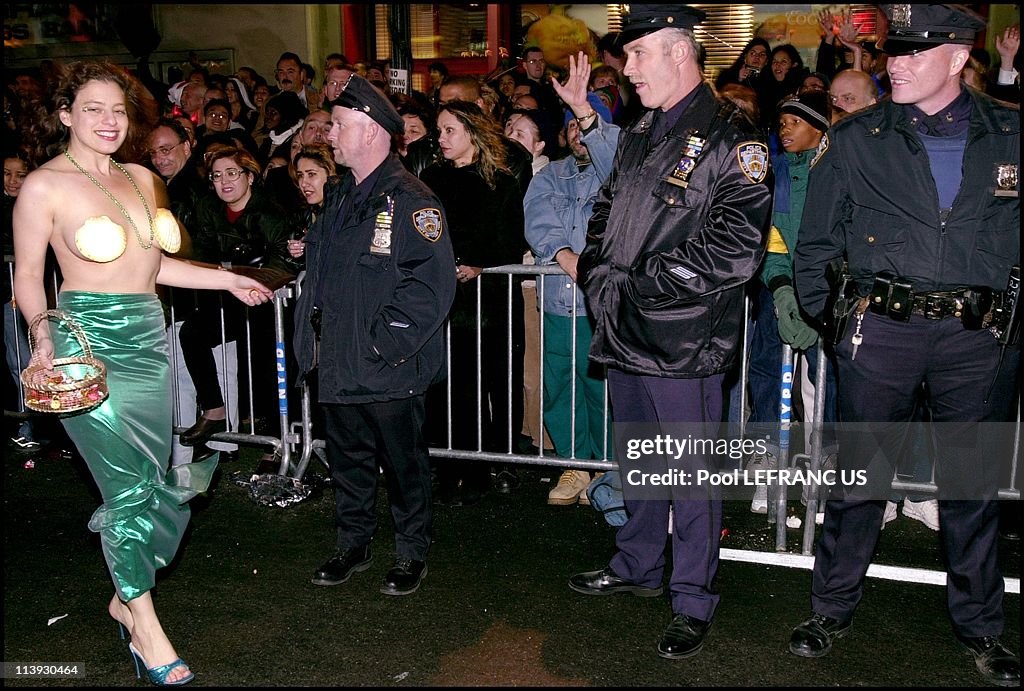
614,422,1017,502
623,432,866,492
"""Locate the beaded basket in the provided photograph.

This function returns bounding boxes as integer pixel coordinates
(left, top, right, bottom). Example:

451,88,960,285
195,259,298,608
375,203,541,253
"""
21,310,108,414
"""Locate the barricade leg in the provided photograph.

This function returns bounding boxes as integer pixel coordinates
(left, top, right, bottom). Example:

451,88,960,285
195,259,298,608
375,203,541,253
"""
168,320,238,467
773,344,794,550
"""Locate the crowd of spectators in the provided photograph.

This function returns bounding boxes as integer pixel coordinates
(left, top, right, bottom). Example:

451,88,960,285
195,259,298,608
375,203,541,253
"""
3,14,1021,512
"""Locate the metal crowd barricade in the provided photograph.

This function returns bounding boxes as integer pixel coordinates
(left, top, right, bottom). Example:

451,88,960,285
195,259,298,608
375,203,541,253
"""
163,283,297,474
290,264,616,480
5,257,1019,595
2,255,296,472
784,334,1020,557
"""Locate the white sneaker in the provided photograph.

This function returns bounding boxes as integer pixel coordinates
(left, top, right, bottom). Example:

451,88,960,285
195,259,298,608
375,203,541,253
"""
902,498,940,531
547,469,590,506
750,485,768,514
881,501,898,529
10,436,40,449
746,451,776,514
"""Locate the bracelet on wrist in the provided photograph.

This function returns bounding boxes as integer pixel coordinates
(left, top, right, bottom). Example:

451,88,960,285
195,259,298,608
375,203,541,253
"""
575,110,597,124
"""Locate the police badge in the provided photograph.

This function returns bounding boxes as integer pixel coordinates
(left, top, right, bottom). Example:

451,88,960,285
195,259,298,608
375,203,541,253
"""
413,208,443,242
736,142,769,184
994,163,1018,198
370,195,394,255
890,4,912,28
666,134,706,189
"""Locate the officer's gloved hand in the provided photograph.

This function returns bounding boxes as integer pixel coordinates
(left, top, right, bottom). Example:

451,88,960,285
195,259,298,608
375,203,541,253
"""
773,285,819,350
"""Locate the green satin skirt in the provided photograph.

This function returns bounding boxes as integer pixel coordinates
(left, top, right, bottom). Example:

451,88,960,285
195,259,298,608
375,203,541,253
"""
55,291,217,602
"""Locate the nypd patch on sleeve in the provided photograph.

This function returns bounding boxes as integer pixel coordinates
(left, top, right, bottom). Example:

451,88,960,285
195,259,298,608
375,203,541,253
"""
736,141,769,184
412,208,443,242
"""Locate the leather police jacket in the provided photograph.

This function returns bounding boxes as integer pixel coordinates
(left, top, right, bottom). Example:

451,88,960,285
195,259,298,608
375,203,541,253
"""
794,88,1020,321
578,83,772,377
292,156,456,404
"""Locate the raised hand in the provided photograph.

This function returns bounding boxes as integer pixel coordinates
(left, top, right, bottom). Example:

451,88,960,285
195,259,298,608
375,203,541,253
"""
817,9,836,38
996,25,1020,64
835,10,861,49
551,51,592,117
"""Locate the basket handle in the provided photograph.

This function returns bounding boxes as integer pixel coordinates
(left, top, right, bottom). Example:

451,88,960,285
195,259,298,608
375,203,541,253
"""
27,309,94,359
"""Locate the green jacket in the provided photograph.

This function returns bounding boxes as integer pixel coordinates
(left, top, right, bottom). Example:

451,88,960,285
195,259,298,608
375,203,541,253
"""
762,149,814,292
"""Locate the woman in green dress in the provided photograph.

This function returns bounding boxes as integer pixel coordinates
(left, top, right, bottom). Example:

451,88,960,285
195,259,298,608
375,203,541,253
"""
13,60,272,686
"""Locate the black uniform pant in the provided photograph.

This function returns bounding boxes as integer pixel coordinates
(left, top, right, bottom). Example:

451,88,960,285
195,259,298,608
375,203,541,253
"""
607,369,724,622
323,395,433,561
812,312,1018,638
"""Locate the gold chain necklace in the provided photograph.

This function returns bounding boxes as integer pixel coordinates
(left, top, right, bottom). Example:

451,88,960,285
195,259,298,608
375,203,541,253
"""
64,150,155,250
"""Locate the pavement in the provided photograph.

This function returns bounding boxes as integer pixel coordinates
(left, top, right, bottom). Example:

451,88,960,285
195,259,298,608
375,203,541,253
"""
3,439,1020,687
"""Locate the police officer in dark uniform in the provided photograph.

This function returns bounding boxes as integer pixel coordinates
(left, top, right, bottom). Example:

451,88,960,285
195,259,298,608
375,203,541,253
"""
293,75,456,596
568,5,772,659
792,6,1020,685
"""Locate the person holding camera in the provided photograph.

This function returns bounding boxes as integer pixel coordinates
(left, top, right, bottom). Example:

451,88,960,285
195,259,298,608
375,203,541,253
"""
714,37,771,92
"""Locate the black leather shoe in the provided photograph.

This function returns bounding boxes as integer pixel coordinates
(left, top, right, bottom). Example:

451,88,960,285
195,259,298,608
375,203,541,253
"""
192,444,237,462
959,635,1020,687
311,545,372,586
380,557,427,595
568,566,663,597
494,468,520,494
658,614,712,659
789,612,853,658
180,417,227,447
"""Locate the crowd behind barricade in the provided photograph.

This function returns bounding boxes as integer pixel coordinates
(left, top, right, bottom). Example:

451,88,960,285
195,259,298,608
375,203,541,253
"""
5,11,1019,511
2,6,1021,685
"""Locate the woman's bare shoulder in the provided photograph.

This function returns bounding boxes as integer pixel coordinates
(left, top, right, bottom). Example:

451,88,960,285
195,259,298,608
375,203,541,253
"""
17,163,68,202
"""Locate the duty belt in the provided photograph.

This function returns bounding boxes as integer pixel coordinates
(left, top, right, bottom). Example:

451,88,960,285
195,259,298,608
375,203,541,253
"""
866,272,1001,328
910,291,979,320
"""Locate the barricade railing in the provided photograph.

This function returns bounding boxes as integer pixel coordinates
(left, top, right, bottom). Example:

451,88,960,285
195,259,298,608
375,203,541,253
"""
4,257,1019,594
3,255,295,470
163,283,296,473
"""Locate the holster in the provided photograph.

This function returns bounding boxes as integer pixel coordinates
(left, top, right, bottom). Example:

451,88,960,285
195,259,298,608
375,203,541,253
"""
821,259,857,345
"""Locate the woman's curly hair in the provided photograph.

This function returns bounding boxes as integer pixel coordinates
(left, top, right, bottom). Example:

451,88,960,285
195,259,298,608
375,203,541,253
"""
25,60,158,166
437,100,507,190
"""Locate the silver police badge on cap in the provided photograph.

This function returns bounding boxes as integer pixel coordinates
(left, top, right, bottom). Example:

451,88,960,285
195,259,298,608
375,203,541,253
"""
994,163,1018,198
736,142,769,184
890,4,912,28
413,208,443,242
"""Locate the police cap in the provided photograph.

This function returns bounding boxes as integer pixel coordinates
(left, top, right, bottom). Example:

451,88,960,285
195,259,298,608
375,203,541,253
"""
328,74,405,136
881,4,987,56
618,4,707,45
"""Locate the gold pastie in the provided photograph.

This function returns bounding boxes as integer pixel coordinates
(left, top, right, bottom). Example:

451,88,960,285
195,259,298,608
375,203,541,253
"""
74,216,127,263
153,208,181,253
